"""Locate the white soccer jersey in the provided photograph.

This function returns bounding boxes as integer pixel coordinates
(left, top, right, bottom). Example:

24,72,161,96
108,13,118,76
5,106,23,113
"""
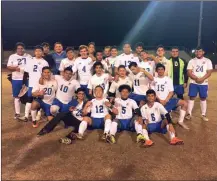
114,53,140,68
129,72,150,95
72,102,84,121
87,73,110,96
72,57,93,85
7,53,32,80
89,98,109,118
24,57,49,87
141,102,168,124
114,98,138,119
157,56,170,76
55,75,80,104
187,57,213,85
109,76,133,98
139,61,155,76
59,58,76,79
151,76,174,100
32,79,58,105
105,56,117,76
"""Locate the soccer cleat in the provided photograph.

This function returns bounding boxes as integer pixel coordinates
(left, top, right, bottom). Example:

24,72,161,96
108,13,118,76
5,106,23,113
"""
59,137,72,145
142,140,154,148
37,128,48,136
14,114,21,120
201,115,209,122
101,133,108,141
32,121,38,128
76,133,84,140
18,85,28,98
67,132,77,140
136,134,145,143
170,137,184,145
18,116,28,122
106,135,116,144
178,122,190,130
185,114,191,120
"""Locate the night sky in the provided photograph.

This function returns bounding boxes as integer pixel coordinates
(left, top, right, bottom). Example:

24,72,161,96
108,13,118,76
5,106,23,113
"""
2,1,217,52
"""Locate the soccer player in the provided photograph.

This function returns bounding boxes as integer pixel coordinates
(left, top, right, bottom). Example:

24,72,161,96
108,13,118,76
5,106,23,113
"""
7,42,32,119
151,63,189,129
114,42,140,73
134,42,144,57
94,50,109,71
80,86,113,140
87,62,111,97
59,47,76,79
186,47,213,121
103,46,111,59
139,50,155,76
105,46,118,77
155,45,170,76
31,67,58,128
52,42,67,74
109,65,133,100
41,42,56,73
19,45,49,122
50,67,80,115
128,62,154,106
72,45,94,97
140,89,184,147
168,47,188,100
106,85,145,144
88,42,96,61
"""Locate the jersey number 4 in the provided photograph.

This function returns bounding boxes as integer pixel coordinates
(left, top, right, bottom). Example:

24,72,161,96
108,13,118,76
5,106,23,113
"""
60,85,69,93
82,66,86,73
96,105,103,113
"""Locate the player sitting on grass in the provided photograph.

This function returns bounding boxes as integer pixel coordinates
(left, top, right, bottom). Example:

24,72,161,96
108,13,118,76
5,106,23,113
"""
140,89,184,147
128,62,154,106
106,84,145,144
78,85,113,140
31,67,57,128
151,63,189,130
50,67,80,116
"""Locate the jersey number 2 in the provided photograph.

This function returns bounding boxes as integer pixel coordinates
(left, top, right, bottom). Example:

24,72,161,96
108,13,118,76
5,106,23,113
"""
33,65,38,72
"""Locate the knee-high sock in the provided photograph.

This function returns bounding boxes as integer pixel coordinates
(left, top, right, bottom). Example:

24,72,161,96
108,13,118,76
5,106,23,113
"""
25,103,32,118
14,98,21,114
142,129,150,140
104,119,112,134
31,110,37,122
110,122,118,136
187,100,194,115
178,109,186,123
135,122,143,134
78,121,88,135
200,100,207,116
166,125,175,140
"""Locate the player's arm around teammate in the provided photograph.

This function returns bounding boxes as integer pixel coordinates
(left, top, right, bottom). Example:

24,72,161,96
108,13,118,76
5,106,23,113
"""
140,89,184,148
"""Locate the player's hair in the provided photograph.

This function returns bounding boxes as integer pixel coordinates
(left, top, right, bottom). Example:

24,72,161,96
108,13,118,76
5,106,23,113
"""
146,89,156,96
54,42,63,47
41,42,50,47
15,42,25,49
64,67,73,72
196,46,204,51
93,62,104,70
135,42,144,49
42,66,51,72
156,45,165,51
118,65,126,71
95,85,104,91
34,45,43,51
118,84,132,93
123,42,131,47
94,49,103,56
140,50,149,54
104,46,111,50
66,47,74,54
155,63,165,71
79,45,88,51
88,42,95,47
111,46,118,51
128,62,138,69
171,46,179,51
75,88,85,94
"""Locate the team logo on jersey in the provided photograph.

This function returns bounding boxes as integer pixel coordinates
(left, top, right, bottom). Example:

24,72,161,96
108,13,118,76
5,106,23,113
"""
175,61,178,66
202,61,205,64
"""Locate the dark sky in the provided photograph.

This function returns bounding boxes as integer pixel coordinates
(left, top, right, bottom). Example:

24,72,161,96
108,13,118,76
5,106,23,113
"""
2,1,217,51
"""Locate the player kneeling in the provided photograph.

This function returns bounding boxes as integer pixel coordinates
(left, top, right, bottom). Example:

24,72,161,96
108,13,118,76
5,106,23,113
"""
78,86,113,140
140,89,184,147
31,67,57,128
106,84,145,144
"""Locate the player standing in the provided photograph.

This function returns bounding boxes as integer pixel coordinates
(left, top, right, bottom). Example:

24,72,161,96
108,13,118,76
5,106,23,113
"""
7,42,32,119
103,46,111,59
88,42,96,61
186,47,213,121
105,46,118,77
134,42,144,57
139,50,155,76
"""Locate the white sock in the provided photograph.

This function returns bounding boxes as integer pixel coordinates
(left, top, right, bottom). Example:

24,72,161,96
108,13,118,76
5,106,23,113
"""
135,122,143,134
31,110,37,122
200,100,207,116
78,121,88,136
110,122,118,136
36,109,42,120
25,103,32,118
178,109,186,123
142,129,150,140
166,125,175,140
14,98,21,114
187,100,194,115
104,119,112,134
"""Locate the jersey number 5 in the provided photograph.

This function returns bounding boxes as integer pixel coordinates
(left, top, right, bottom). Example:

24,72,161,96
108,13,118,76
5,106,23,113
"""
122,106,126,114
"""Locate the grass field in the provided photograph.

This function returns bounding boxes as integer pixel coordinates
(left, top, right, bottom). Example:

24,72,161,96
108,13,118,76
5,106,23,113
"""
1,71,217,180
